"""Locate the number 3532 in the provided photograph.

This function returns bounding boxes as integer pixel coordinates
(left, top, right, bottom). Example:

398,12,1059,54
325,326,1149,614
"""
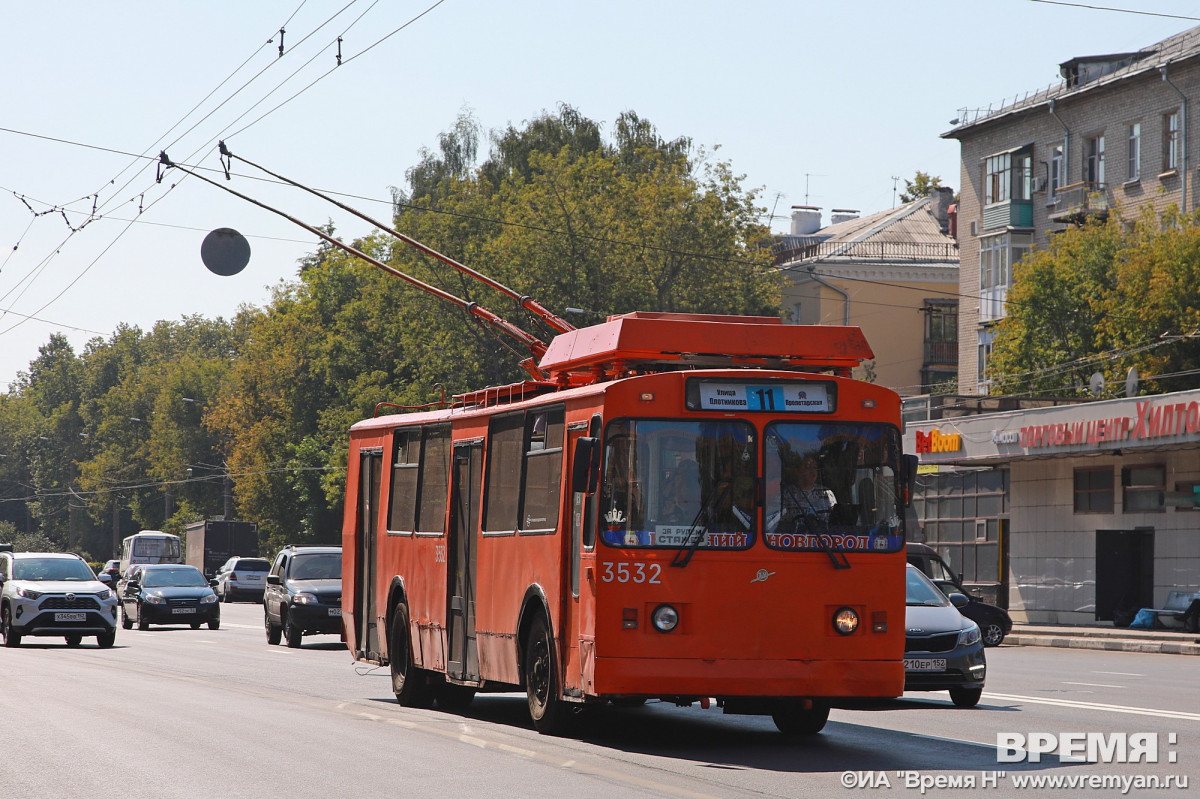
600,561,662,584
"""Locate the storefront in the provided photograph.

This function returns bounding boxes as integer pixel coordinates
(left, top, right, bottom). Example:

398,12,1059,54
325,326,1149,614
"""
904,389,1200,624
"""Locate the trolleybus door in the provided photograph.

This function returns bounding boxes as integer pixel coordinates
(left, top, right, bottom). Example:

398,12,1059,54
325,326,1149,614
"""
447,440,481,682
563,419,601,695
356,447,384,661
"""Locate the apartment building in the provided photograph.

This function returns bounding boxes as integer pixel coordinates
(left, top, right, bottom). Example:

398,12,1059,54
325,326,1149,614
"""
774,189,959,395
944,25,1200,395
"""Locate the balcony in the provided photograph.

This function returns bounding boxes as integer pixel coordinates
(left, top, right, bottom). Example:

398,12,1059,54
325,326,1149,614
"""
923,340,958,367
1049,181,1108,224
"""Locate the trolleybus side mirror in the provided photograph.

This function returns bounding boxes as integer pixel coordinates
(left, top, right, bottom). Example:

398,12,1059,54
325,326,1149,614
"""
572,437,601,495
901,454,919,506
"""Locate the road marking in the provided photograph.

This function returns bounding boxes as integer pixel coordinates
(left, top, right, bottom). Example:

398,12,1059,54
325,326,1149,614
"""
986,692,1200,722
1094,670,1143,676
1062,681,1124,689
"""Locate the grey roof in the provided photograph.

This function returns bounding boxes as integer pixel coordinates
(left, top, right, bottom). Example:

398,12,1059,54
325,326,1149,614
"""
774,196,958,267
944,24,1200,137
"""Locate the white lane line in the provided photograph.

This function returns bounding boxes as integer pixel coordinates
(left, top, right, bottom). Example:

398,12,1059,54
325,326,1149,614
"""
1062,681,1124,689
1094,671,1143,676
986,692,1200,722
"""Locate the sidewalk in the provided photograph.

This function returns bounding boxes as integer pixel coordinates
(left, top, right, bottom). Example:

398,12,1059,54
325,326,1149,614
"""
1007,623,1200,656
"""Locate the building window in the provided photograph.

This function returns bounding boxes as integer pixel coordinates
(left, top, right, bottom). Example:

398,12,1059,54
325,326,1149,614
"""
1084,134,1105,185
1123,464,1165,512
914,469,1008,588
978,232,1030,323
1074,467,1114,513
1173,481,1200,512
1127,122,1141,180
1163,111,1180,172
1050,142,1065,196
986,149,1033,204
977,328,994,390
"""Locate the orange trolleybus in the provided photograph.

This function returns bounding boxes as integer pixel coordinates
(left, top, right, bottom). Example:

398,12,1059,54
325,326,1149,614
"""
170,146,913,737
342,311,915,736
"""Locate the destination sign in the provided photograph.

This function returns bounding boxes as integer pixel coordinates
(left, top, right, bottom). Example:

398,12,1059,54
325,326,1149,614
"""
692,381,833,413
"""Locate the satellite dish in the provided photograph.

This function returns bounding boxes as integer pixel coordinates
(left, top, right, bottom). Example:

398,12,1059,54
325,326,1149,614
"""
1125,366,1140,397
201,228,251,276
1089,372,1105,397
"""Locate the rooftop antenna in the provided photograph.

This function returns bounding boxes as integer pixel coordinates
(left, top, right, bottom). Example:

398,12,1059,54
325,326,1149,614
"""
804,173,826,206
891,176,901,208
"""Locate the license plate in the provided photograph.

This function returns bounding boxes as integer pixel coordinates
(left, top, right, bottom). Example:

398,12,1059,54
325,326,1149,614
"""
171,607,197,614
904,658,947,672
328,608,342,617
55,612,86,622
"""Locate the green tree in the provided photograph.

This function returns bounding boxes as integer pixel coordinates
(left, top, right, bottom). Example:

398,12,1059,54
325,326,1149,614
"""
899,171,943,204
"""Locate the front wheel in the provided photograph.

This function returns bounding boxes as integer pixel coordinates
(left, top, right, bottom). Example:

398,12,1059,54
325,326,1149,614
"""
524,615,572,735
2,607,20,647
284,619,303,648
65,634,83,647
981,622,1006,647
265,612,282,645
137,607,149,631
949,686,983,708
390,605,434,708
208,618,220,631
96,630,116,648
772,700,830,736
121,606,133,630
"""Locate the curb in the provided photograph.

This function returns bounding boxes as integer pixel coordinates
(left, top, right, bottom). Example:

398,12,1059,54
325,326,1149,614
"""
1007,632,1200,656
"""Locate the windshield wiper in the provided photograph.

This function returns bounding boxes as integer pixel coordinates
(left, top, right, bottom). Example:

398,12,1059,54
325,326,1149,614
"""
811,527,851,570
671,481,730,568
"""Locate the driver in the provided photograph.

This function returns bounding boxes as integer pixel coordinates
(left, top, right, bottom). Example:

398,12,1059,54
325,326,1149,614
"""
776,453,836,532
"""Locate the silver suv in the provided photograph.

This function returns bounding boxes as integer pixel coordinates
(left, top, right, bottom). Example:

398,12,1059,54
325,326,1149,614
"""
0,551,119,648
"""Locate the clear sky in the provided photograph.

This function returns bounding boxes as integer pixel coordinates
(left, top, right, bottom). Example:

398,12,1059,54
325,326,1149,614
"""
2,0,1197,389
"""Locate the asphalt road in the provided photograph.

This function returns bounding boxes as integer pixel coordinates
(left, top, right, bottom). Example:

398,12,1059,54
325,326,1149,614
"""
2,602,1196,798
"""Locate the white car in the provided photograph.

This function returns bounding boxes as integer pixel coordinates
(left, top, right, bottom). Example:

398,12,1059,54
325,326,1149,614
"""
0,551,119,648
213,556,270,602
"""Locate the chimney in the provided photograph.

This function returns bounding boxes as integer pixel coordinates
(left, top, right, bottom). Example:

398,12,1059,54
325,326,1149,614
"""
790,205,822,235
830,208,859,225
930,186,954,231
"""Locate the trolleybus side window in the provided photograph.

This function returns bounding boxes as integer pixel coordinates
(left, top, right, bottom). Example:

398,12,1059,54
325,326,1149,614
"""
388,430,421,534
417,424,451,534
763,422,903,553
600,419,756,550
483,412,525,534
520,408,564,533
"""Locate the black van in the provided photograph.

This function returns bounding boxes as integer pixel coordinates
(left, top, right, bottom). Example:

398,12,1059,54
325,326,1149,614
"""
906,543,1012,647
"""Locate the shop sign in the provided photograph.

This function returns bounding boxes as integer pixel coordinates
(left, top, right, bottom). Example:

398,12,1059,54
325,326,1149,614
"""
914,429,962,454
1021,398,1200,450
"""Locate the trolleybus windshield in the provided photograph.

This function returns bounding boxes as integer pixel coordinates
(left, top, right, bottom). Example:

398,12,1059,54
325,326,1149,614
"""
600,419,756,550
763,421,904,553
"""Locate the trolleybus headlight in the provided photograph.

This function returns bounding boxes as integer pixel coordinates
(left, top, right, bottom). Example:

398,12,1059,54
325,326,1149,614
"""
833,607,860,635
651,604,679,633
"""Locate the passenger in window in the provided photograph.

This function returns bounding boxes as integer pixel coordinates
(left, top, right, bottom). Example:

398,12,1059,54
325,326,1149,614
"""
661,459,702,523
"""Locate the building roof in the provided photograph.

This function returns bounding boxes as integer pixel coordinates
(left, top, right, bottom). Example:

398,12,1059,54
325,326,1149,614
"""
775,194,958,267
944,24,1200,137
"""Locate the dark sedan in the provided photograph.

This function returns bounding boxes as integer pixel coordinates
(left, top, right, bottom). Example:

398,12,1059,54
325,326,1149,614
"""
907,543,1012,646
119,564,220,631
904,564,986,708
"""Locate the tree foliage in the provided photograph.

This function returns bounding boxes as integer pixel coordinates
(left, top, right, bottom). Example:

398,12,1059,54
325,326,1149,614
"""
0,106,777,560
899,171,943,204
988,205,1200,396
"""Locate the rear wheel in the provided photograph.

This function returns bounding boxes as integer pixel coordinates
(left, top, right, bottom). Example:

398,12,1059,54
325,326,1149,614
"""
96,630,116,648
2,607,20,647
65,634,83,647
772,700,830,736
190,621,202,630
949,686,982,708
981,622,1006,647
390,604,434,708
524,615,572,735
222,587,232,603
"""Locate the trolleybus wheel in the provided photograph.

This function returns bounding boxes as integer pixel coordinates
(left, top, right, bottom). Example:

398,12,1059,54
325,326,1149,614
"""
434,682,477,711
390,604,434,708
949,686,982,708
524,615,571,735
771,700,830,736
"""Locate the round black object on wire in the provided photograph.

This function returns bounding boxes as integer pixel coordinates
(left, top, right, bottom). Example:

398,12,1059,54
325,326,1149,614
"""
201,228,251,276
